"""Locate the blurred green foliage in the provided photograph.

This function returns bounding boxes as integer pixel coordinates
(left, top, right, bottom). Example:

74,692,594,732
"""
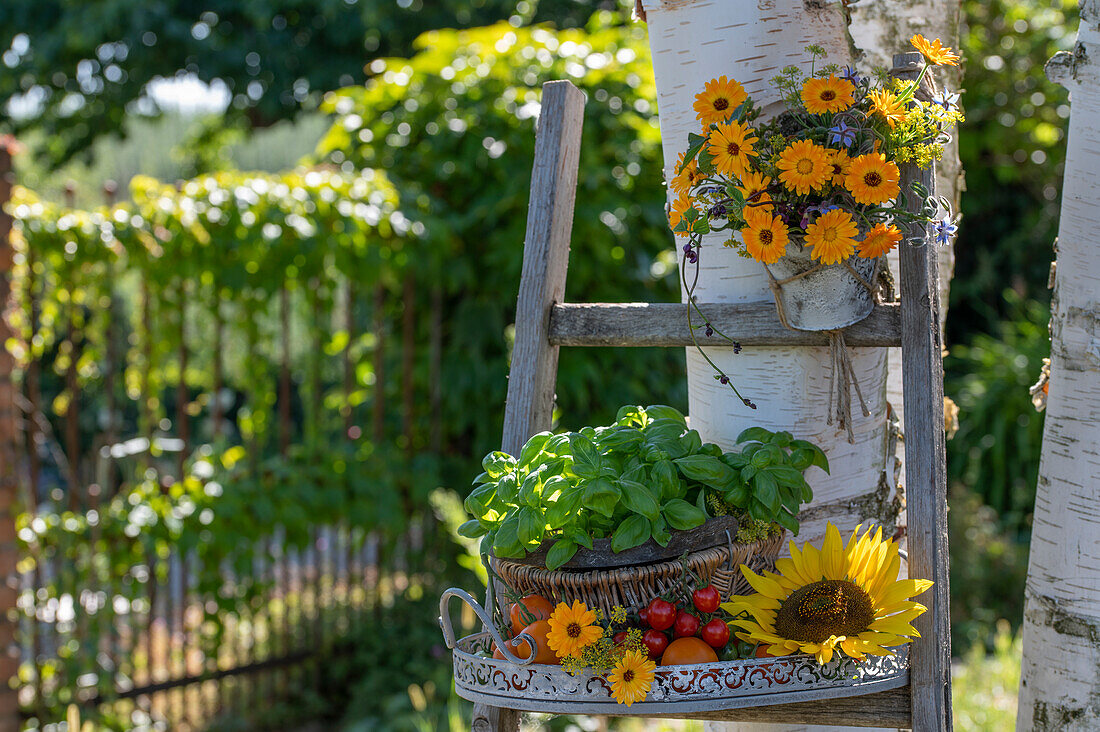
952,622,1022,731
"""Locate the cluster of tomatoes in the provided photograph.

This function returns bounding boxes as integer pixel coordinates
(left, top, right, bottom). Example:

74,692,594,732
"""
623,585,740,665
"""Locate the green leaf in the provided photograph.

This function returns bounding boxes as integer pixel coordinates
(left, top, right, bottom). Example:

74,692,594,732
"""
619,479,660,521
516,506,545,546
754,471,780,515
493,515,524,558
680,430,703,456
616,405,647,427
598,426,644,452
611,515,651,553
482,451,517,478
495,473,519,503
518,470,544,508
674,454,738,490
518,432,552,468
458,519,488,538
546,539,578,570
566,525,594,550
651,515,672,546
681,133,707,168
736,427,774,445
582,478,621,518
770,431,793,448
651,459,681,501
569,433,600,465
790,439,830,473
663,498,707,531
545,483,584,529
463,483,495,518
644,405,686,425
775,510,800,535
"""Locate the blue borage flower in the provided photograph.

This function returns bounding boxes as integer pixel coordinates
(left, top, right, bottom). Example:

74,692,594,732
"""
828,120,858,148
931,216,959,246
840,65,863,86
931,90,961,112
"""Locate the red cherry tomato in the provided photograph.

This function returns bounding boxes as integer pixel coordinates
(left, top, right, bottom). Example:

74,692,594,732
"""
673,610,701,639
646,599,677,631
642,629,669,659
613,631,629,646
639,606,650,628
692,585,721,614
700,618,730,649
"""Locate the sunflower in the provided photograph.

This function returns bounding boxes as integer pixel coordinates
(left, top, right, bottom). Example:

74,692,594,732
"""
845,153,901,205
856,223,902,259
741,206,789,265
911,35,960,66
547,600,603,659
805,209,858,265
826,148,852,186
723,523,932,665
737,170,774,215
776,140,831,195
607,649,656,706
801,75,856,115
694,76,748,126
667,194,696,237
707,121,759,178
867,89,907,129
670,153,706,197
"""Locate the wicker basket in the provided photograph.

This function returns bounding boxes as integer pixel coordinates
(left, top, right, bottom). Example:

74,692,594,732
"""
491,530,785,618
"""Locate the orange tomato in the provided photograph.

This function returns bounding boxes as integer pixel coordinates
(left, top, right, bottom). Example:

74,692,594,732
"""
660,636,720,666
755,643,772,658
509,594,555,636
501,620,559,664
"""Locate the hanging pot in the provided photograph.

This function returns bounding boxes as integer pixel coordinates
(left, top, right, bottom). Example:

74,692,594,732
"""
765,240,881,332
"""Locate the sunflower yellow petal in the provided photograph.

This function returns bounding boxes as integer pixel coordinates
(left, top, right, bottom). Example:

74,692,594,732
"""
774,557,811,586
741,565,789,599
822,523,845,580
870,615,920,637
876,578,934,608
841,637,866,659
801,544,823,582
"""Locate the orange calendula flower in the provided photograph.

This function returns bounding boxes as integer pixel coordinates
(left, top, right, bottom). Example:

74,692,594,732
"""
546,600,603,659
826,149,852,186
911,35,960,66
668,194,696,236
694,76,748,126
741,206,789,265
707,121,758,178
670,153,705,197
856,223,902,259
845,153,901,205
776,140,831,195
738,170,774,215
867,88,907,129
801,75,856,114
805,209,859,265
608,649,656,706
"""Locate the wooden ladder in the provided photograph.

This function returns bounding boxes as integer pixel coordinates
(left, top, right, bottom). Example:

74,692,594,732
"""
478,53,950,732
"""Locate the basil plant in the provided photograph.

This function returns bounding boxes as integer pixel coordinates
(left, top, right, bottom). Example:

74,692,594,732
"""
459,405,828,570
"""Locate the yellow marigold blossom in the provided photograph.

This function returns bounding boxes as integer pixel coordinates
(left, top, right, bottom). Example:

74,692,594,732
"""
826,149,852,186
737,170,774,215
741,206,789,265
608,649,656,706
694,76,748,126
805,209,858,265
776,140,831,195
911,35,960,66
856,223,902,259
845,153,901,205
670,153,705,197
801,75,856,114
722,522,932,665
707,121,759,178
867,89,907,129
547,600,603,659
668,195,696,237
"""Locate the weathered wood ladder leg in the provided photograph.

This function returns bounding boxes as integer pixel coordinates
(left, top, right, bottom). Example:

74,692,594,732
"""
471,80,586,732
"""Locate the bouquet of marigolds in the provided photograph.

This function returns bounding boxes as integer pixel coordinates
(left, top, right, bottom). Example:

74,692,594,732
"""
668,35,963,267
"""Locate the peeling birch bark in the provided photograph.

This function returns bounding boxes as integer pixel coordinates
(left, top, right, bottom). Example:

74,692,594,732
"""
1018,4,1100,728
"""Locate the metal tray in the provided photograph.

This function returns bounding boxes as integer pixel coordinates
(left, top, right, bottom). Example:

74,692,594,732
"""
440,588,909,715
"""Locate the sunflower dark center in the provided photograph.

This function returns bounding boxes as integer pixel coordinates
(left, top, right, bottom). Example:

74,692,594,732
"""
863,171,883,187
567,622,582,638
759,229,774,245
727,142,741,156
623,670,635,682
774,580,875,643
714,97,730,111
796,159,814,175
820,90,836,101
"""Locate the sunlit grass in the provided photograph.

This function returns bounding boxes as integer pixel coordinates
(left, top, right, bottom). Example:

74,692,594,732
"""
952,621,1021,732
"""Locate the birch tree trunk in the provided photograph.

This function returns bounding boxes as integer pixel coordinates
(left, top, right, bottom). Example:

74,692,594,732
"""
1017,6,1100,727
638,1,958,730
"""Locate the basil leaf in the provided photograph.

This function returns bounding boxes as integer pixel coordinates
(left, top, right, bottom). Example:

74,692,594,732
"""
457,519,488,538
569,433,600,466
516,506,545,546
493,514,524,558
619,479,660,521
598,426,644,452
517,432,552,468
663,498,707,531
463,483,496,518
651,514,672,547
644,405,686,425
674,454,738,490
611,515,651,553
545,539,578,570
736,427,773,445
754,471,780,515
482,451,516,478
545,483,584,529
495,473,519,503
582,477,621,518
775,510,800,535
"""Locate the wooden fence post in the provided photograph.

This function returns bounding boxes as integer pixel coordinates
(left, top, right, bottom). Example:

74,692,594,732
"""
0,144,24,731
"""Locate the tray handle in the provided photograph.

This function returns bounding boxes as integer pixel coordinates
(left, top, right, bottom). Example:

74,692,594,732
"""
438,587,538,665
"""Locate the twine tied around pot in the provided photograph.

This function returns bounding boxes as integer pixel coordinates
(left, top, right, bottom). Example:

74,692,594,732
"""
763,256,882,443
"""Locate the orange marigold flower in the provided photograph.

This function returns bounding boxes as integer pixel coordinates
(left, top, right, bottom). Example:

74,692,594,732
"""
856,223,903,259
867,89,907,129
776,140,831,195
742,207,789,264
707,121,759,178
826,149,852,186
694,76,748,126
805,209,859,265
845,153,901,205
801,75,856,114
911,35,960,66
546,600,603,659
670,153,706,197
738,170,774,215
608,649,656,707
668,194,696,236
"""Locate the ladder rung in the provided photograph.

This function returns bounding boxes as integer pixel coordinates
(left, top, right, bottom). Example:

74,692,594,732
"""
549,302,902,348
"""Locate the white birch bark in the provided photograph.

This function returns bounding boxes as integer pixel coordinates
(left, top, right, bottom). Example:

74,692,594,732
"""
639,1,959,730
1017,6,1100,728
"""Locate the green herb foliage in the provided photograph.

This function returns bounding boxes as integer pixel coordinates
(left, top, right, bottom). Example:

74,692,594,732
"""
460,406,827,569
